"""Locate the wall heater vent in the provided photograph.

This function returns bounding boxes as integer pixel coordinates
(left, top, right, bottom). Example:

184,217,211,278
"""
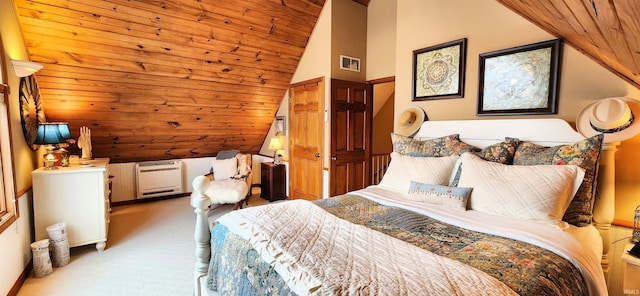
135,160,183,199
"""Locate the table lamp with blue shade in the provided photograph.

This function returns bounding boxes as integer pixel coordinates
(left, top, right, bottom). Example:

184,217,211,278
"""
34,122,71,170
56,123,72,142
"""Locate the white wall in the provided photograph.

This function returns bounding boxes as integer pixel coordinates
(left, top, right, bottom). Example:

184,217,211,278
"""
0,194,32,295
366,0,396,80
1,1,39,294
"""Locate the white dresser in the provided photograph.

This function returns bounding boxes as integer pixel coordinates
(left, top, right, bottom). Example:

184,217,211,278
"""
32,158,111,251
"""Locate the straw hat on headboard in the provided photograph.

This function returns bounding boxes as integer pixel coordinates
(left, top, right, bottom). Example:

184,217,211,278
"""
396,105,426,137
576,97,640,143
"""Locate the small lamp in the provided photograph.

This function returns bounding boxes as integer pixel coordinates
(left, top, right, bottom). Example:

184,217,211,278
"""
54,123,73,167
633,204,640,243
56,123,73,142
34,123,70,170
268,137,283,165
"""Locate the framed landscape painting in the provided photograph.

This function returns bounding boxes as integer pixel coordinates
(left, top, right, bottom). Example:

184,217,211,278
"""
477,39,562,115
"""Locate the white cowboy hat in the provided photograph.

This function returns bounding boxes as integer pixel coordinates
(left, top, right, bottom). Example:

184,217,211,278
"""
576,97,640,143
396,105,426,137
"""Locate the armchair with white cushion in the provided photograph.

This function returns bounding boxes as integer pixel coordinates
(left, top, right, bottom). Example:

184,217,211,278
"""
191,153,252,210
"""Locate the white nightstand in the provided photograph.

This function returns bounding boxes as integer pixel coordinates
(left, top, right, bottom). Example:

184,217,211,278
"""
622,243,640,295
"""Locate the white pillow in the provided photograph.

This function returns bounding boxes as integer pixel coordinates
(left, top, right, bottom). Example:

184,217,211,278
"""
377,152,458,193
211,157,238,180
407,181,472,211
457,153,585,227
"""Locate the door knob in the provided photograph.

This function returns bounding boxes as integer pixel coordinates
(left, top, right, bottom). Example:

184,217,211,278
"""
331,156,337,161
315,153,320,158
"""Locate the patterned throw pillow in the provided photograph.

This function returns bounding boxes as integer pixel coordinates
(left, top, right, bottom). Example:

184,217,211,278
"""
449,137,520,186
474,137,519,164
407,181,472,211
391,133,479,157
513,134,604,227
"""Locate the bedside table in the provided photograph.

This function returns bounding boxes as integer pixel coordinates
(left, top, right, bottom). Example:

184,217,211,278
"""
260,162,286,201
622,243,640,294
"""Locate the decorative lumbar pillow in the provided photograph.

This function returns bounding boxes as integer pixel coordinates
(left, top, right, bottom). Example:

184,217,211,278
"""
457,153,585,227
377,152,458,193
407,181,472,211
391,133,479,157
211,157,238,181
513,134,603,226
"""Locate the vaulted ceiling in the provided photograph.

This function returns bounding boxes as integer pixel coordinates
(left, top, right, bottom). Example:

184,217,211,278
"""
14,0,639,163
15,0,325,163
498,0,640,90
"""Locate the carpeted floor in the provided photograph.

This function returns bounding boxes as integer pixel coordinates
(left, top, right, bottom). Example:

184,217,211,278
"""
17,194,270,296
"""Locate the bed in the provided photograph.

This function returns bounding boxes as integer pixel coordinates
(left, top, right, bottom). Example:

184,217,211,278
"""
191,118,611,296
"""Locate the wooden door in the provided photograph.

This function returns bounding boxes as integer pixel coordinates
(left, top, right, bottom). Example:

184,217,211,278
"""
288,78,324,200
330,79,372,196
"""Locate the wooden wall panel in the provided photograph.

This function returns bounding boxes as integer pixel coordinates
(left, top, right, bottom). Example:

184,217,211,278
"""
15,0,324,163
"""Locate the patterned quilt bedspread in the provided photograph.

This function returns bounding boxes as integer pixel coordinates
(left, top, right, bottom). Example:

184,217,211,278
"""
207,194,588,295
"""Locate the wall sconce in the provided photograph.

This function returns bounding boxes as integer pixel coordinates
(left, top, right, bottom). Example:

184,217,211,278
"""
34,123,72,170
11,60,43,77
268,137,283,165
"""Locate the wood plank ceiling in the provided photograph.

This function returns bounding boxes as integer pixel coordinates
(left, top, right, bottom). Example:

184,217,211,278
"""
498,0,640,90
15,0,325,163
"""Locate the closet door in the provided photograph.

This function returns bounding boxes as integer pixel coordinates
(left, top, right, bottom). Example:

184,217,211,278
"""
288,78,324,200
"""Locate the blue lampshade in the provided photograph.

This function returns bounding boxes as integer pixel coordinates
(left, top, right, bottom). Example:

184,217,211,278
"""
56,123,73,141
34,123,69,145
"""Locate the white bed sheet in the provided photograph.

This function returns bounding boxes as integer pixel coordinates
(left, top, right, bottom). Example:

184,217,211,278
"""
351,186,608,296
566,223,603,263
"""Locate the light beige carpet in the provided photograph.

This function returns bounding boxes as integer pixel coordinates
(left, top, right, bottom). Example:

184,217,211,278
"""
17,195,270,296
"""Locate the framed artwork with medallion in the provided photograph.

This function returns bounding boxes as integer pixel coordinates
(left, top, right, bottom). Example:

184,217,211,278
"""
412,38,467,101
19,75,46,150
